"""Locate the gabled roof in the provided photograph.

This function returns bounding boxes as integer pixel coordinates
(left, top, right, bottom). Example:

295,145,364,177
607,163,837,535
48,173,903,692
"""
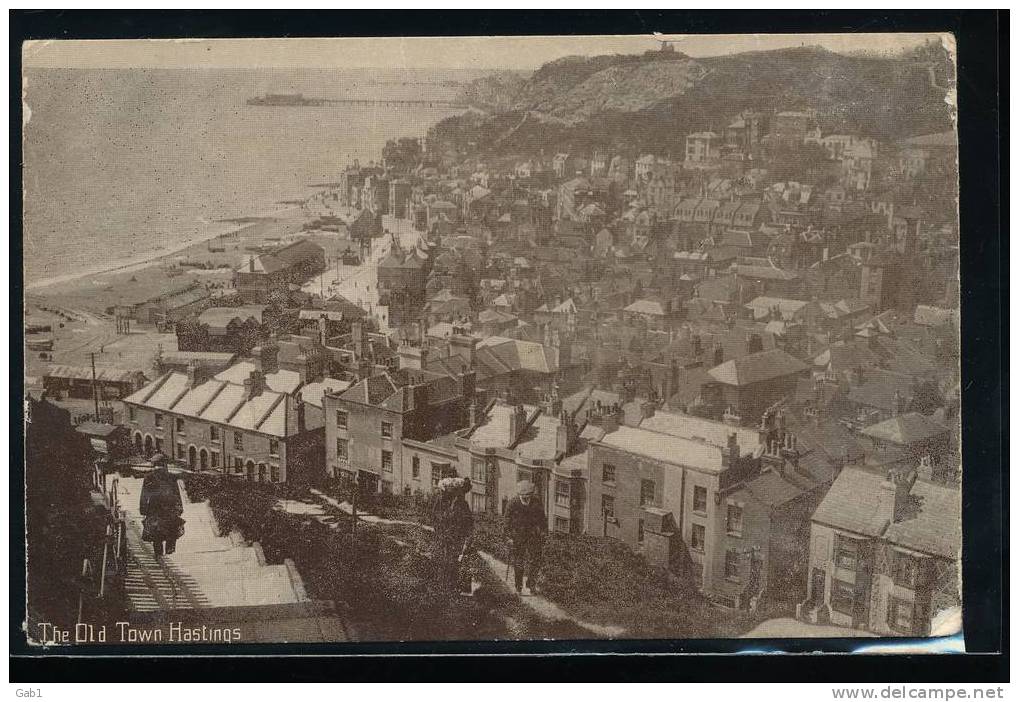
122,367,300,438
736,470,808,507
812,468,894,538
860,412,950,446
214,363,302,394
707,348,808,386
478,308,517,325
476,336,557,374
236,239,324,275
846,370,917,412
624,298,668,316
468,402,539,451
300,378,353,409
813,342,882,372
198,306,265,333
745,296,811,320
884,478,961,560
813,468,960,560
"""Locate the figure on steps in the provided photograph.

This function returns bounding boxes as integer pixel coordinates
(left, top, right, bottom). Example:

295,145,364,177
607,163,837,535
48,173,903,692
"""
139,453,185,558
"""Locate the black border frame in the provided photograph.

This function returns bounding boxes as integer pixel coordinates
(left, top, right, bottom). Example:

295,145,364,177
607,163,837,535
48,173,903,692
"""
9,9,1006,682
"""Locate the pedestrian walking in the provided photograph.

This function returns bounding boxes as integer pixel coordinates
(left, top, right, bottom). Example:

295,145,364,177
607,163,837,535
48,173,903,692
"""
433,476,474,592
139,453,185,559
504,480,546,595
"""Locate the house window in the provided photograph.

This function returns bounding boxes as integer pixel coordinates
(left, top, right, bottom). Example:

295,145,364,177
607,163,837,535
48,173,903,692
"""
691,523,706,552
155,438,163,454
471,459,487,483
233,457,243,474
412,456,420,479
175,417,185,433
555,517,570,533
726,504,744,536
834,534,859,571
830,578,856,616
431,470,441,489
382,450,393,473
128,406,136,422
234,432,244,451
381,421,393,438
336,438,348,460
382,480,392,494
602,463,616,484
637,519,645,543
335,410,348,429
725,549,741,581
270,465,280,483
210,425,219,442
640,479,656,506
693,485,708,514
210,451,220,468
887,597,915,633
470,493,486,512
555,480,570,508
176,442,185,459
893,552,920,589
154,413,163,428
516,469,531,483
269,439,279,456
601,494,615,518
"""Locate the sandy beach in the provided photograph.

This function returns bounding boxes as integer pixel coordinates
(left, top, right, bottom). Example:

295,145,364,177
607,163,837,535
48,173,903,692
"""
26,204,306,293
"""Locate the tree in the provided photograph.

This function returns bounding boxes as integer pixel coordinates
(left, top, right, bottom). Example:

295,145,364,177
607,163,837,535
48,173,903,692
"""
382,137,423,173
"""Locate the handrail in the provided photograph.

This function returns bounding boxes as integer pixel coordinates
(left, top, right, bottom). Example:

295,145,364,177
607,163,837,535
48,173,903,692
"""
84,464,127,619
98,525,111,599
77,558,93,624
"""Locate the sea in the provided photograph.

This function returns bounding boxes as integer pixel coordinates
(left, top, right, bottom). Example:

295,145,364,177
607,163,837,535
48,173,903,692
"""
22,67,467,286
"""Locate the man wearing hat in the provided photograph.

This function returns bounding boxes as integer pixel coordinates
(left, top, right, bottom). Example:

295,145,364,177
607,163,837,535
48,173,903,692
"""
139,453,185,558
504,480,546,595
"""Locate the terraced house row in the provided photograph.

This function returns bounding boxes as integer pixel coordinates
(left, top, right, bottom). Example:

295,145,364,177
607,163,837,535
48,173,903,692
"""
122,361,325,485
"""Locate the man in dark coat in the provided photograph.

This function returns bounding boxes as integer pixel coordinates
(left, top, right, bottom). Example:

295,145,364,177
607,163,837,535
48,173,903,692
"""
504,480,546,595
139,453,184,558
433,477,474,590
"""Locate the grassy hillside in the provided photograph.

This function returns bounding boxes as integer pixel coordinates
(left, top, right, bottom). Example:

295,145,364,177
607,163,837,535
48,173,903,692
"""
439,45,955,159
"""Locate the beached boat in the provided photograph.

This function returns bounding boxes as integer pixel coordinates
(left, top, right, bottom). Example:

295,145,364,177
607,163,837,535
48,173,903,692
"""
26,338,54,351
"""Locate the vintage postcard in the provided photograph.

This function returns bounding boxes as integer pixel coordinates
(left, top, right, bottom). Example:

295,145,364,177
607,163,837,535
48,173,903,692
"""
22,34,961,648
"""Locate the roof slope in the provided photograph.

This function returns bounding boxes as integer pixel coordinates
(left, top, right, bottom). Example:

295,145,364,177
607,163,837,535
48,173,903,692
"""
813,468,960,560
860,412,950,445
598,425,725,473
708,348,808,386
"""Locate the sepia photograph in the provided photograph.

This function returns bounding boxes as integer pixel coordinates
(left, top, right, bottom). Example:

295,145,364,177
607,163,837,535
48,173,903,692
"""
19,29,969,652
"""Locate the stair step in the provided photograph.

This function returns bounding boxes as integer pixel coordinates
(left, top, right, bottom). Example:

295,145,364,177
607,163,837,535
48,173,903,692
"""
112,473,307,612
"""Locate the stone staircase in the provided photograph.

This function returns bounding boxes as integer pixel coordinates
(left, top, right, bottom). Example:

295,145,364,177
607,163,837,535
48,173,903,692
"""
113,473,350,641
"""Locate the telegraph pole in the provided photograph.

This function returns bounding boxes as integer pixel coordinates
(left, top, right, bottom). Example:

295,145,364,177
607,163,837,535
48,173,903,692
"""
90,352,100,420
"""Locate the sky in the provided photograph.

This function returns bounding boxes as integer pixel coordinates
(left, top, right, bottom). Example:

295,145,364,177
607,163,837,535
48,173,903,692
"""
22,33,949,71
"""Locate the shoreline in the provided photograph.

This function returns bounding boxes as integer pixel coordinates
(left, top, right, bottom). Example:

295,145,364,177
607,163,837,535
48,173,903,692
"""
25,204,305,293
